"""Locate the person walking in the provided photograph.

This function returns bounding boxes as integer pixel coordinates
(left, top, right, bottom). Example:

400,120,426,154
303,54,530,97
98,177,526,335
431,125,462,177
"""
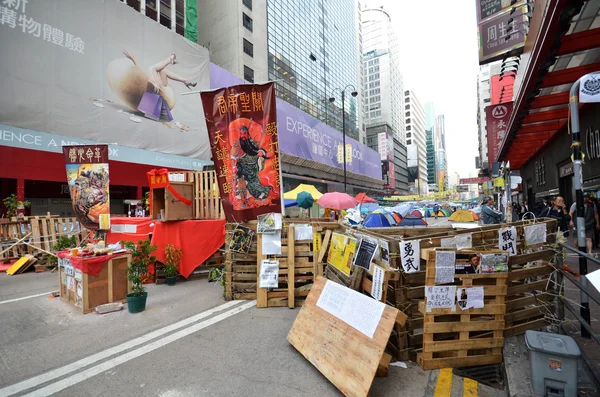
547,196,570,237
569,192,600,254
521,201,529,218
482,196,503,225
433,203,440,220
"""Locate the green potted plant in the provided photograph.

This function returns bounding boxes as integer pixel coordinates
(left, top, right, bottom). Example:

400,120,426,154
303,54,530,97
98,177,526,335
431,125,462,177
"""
123,239,157,313
2,194,31,219
164,244,182,286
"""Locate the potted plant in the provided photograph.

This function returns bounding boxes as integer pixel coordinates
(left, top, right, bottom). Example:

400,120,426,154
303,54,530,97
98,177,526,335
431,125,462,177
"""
164,244,182,286
2,194,31,219
123,239,157,313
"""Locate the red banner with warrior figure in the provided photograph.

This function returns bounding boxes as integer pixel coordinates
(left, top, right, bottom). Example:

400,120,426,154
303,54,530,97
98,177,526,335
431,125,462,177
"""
201,83,281,222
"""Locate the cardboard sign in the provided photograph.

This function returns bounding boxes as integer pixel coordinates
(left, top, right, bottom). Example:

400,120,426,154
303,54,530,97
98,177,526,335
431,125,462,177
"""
400,240,420,273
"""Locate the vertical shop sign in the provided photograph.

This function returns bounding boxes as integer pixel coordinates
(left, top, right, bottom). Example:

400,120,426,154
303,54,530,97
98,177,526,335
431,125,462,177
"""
201,83,282,222
486,102,513,165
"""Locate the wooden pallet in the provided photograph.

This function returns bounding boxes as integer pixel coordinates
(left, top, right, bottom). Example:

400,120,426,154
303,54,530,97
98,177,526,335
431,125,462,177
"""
417,249,508,370
168,171,224,220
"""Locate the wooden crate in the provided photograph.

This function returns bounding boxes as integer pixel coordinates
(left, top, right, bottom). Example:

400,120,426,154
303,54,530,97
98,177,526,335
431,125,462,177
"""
151,182,194,221
168,171,224,220
59,254,132,314
417,249,508,370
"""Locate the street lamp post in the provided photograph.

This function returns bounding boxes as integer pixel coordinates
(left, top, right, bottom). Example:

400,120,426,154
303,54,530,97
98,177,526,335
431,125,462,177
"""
329,85,358,193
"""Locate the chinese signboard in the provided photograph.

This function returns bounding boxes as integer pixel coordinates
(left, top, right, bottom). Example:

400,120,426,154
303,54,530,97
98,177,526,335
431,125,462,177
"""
478,6,528,65
1,0,211,161
486,102,513,166
460,177,491,184
201,83,282,222
476,0,526,23
62,145,110,230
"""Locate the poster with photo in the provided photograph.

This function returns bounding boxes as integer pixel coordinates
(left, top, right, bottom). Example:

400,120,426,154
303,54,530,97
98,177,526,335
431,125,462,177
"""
229,225,254,254
257,212,282,234
457,286,484,310
479,252,509,273
353,236,378,271
455,252,480,274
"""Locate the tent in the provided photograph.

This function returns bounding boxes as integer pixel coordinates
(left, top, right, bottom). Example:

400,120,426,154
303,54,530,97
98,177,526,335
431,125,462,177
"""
424,208,433,218
411,209,423,217
432,210,446,217
441,208,452,217
284,200,298,208
283,184,323,200
358,202,381,213
398,216,428,227
390,203,412,217
355,192,377,203
364,212,394,227
468,210,480,221
449,210,476,222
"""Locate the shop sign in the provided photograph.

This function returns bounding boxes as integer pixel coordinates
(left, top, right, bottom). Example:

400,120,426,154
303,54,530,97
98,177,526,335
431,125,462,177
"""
586,126,600,161
476,0,526,23
580,74,600,103
457,185,469,192
478,6,528,65
559,163,574,178
486,102,513,165
460,177,490,184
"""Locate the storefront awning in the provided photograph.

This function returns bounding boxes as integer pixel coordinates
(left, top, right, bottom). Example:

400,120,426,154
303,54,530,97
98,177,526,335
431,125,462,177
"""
498,0,600,169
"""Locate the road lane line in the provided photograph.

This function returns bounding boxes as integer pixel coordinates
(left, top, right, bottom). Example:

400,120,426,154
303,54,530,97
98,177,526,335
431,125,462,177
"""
22,300,256,397
0,299,243,396
0,291,58,305
463,377,478,397
434,368,453,397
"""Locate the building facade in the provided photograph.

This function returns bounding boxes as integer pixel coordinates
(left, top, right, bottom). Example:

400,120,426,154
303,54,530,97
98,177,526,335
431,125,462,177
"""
405,90,427,194
365,124,408,194
425,102,437,186
476,61,502,174
436,114,448,191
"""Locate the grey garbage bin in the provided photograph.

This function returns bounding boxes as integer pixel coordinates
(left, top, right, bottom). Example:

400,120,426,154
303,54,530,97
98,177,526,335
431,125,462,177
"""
525,330,581,397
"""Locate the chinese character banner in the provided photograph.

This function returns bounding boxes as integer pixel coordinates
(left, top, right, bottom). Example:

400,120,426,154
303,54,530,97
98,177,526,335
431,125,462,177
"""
201,83,282,222
0,0,211,160
486,102,513,166
63,145,110,230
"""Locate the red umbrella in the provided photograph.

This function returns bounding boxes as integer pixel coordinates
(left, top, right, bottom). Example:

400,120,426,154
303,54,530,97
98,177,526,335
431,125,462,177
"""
317,192,358,211
355,192,377,203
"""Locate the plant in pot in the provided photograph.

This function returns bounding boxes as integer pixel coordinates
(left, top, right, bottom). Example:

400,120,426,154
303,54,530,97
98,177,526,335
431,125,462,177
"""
163,244,182,286
123,239,157,313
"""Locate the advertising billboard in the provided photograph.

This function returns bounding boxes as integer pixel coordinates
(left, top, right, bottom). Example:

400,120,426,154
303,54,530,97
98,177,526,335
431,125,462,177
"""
0,0,210,160
486,102,513,166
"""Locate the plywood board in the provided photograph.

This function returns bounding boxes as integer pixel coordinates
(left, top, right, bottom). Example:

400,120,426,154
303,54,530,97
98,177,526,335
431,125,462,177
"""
287,276,399,397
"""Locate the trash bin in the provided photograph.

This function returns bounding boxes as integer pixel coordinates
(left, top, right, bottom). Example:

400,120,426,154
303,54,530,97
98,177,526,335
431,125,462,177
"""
525,330,581,397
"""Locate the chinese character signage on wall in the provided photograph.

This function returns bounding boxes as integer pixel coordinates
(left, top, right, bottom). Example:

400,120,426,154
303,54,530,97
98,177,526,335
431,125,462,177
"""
486,102,513,166
459,177,491,184
201,83,282,222
476,0,526,24
62,145,110,230
478,5,528,65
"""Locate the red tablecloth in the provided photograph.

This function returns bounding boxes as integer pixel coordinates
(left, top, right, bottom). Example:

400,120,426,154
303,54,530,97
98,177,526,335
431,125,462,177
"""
58,251,130,277
151,220,226,279
106,217,154,244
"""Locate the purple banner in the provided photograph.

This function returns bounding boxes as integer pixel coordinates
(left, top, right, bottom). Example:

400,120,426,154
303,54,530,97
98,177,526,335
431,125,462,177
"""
209,64,382,180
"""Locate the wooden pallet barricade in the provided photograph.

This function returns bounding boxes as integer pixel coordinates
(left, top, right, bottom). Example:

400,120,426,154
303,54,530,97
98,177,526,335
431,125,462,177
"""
417,249,508,370
168,171,224,220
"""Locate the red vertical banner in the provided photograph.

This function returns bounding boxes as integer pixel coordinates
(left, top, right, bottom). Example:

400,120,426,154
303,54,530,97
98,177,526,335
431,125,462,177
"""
62,145,110,230
486,102,513,167
201,83,282,222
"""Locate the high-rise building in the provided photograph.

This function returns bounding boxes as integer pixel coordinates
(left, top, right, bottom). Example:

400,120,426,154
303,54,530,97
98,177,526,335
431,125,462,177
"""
404,90,427,194
436,115,448,191
425,102,437,187
198,0,363,142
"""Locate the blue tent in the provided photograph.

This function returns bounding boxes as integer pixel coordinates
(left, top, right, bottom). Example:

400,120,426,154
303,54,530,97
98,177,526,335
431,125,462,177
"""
424,208,433,217
358,202,381,213
397,216,428,227
284,200,298,208
364,212,394,227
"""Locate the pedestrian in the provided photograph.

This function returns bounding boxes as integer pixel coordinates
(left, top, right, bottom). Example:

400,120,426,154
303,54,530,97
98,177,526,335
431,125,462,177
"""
521,201,529,218
569,192,599,254
433,203,440,220
547,196,570,238
481,196,503,225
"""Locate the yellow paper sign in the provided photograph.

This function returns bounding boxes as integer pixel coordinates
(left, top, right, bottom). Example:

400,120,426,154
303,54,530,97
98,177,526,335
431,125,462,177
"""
327,232,357,276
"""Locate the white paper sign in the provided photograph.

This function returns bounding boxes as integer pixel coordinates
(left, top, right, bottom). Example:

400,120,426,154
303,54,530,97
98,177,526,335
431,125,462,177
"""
371,265,385,301
262,231,282,255
457,286,484,310
425,285,457,311
441,238,456,248
294,225,313,241
316,279,385,338
380,240,390,266
525,224,547,246
435,251,456,283
580,74,600,103
587,268,600,293
455,234,473,250
259,259,279,288
499,226,518,256
110,224,137,233
400,240,420,273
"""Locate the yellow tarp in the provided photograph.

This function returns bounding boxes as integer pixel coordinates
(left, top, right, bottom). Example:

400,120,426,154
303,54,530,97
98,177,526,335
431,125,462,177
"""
6,256,30,276
283,184,324,200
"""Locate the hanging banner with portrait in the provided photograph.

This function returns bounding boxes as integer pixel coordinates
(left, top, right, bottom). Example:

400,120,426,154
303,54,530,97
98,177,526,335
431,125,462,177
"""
62,145,110,230
201,83,282,222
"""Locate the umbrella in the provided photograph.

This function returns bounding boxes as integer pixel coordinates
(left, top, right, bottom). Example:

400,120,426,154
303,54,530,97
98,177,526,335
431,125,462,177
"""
398,216,428,227
284,199,298,208
317,192,358,211
296,191,314,209
355,192,377,203
283,184,323,200
449,210,475,222
363,212,393,227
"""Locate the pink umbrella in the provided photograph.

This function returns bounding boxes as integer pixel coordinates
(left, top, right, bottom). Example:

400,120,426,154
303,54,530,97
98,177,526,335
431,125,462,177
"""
317,192,358,211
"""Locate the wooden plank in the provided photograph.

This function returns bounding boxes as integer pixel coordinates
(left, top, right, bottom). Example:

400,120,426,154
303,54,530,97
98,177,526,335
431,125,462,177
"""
509,249,554,266
376,353,392,377
507,279,548,296
424,320,505,333
423,337,504,353
288,225,295,309
287,277,398,397
505,306,546,324
318,230,332,264
418,301,506,315
508,265,553,281
506,293,550,311
30,218,41,249
418,354,503,370
504,318,548,337
256,234,267,308
40,219,50,252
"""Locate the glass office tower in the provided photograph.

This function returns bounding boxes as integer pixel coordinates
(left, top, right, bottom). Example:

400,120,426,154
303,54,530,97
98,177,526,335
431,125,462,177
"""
267,0,360,140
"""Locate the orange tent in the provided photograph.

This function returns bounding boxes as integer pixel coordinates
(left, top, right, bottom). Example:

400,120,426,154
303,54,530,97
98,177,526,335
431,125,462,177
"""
355,192,377,203
468,210,479,221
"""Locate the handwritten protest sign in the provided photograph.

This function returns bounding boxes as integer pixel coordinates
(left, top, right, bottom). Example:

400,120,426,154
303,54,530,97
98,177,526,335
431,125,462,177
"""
400,240,420,273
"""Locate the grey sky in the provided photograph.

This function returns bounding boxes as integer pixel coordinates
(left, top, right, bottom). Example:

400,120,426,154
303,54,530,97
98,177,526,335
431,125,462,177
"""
380,0,481,178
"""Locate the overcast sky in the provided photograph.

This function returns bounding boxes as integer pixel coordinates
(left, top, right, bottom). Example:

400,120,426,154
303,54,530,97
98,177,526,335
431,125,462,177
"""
378,0,481,178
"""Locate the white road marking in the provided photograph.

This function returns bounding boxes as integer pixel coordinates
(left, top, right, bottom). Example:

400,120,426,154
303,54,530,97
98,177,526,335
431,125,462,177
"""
22,300,256,397
0,299,245,396
0,291,58,305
